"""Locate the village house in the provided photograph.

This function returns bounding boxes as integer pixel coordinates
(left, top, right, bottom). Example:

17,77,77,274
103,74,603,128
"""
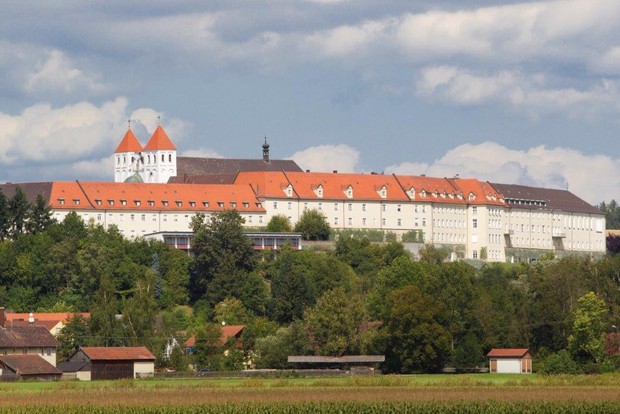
0,308,59,367
58,346,155,381
487,348,533,374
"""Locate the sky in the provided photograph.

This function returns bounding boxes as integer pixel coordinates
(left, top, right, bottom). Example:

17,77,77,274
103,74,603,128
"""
0,0,619,205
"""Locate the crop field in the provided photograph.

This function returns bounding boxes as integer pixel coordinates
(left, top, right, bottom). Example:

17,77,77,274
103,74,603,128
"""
0,374,619,413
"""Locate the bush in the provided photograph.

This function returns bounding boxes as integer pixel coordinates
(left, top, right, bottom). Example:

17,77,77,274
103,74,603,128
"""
538,350,582,375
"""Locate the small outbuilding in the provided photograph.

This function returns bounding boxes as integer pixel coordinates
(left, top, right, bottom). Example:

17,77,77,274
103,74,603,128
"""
487,348,533,374
61,346,155,381
0,354,62,381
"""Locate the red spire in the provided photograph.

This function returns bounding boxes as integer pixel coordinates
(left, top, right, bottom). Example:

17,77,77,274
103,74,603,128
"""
114,129,143,153
144,125,176,151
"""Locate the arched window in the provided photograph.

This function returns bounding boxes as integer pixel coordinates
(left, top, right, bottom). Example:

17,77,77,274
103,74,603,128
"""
169,154,172,162
161,154,165,162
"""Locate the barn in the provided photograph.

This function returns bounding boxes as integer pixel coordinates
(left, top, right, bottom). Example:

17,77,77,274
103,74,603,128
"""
487,348,533,374
61,347,155,380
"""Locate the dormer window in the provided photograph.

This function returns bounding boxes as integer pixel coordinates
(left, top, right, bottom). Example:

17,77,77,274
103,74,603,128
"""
420,190,426,197
73,199,80,205
120,199,127,206
95,199,102,206
202,201,209,208
148,200,155,207
344,185,353,199
134,200,141,206
377,186,387,199
285,185,293,198
256,202,262,208
176,201,182,207
217,201,224,208
408,188,415,199
162,200,169,207
314,185,324,198
58,198,65,205
468,193,475,201
108,200,115,206
243,202,249,208
189,201,196,207
230,201,237,208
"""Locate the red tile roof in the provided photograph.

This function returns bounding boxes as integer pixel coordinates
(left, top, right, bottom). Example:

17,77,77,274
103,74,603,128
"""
144,125,176,151
487,348,531,358
114,129,143,153
234,171,293,198
394,175,465,204
0,354,61,376
184,325,245,347
6,312,90,324
0,326,59,348
6,320,61,331
79,346,155,361
44,182,265,213
449,178,506,206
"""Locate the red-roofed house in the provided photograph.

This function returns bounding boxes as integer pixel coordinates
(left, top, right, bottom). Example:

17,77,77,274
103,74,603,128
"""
487,348,533,374
0,354,62,381
4,312,90,336
184,325,245,354
60,346,155,380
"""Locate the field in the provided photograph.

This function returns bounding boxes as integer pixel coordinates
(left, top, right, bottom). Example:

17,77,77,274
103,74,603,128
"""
1,374,620,413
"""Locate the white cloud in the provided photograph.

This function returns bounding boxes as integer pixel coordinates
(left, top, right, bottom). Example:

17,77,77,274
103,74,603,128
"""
414,65,620,117
24,50,107,96
0,98,188,181
385,142,619,204
180,149,223,158
289,144,360,173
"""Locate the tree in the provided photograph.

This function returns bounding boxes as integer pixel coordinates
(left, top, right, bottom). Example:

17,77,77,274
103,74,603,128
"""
9,186,30,239
123,270,158,350
568,291,608,364
265,215,292,232
294,209,330,241
268,248,312,323
26,194,54,234
189,211,256,306
418,244,449,265
56,314,90,361
89,275,124,347
194,323,223,370
383,285,452,373
214,297,249,325
304,287,366,356
0,190,9,241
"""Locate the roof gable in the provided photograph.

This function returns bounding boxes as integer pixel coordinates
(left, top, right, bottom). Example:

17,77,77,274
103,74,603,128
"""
114,129,143,153
0,354,61,375
144,125,176,151
487,348,531,358
0,326,59,348
79,346,155,361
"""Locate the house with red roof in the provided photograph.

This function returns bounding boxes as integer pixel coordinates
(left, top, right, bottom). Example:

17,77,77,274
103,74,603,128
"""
59,346,155,380
487,348,533,374
184,325,245,354
0,308,59,367
0,354,62,381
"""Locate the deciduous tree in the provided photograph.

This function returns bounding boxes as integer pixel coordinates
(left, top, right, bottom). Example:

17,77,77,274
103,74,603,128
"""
294,209,330,241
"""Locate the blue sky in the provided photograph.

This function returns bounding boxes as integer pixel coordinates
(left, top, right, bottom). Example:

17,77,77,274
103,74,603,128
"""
0,0,619,204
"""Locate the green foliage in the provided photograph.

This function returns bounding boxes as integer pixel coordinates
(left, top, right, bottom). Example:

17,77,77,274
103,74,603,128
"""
538,349,582,375
123,270,158,351
194,323,223,370
169,345,189,371
568,292,608,363
214,297,249,325
383,285,452,373
333,229,385,242
418,244,449,264
265,215,292,232
294,209,331,241
189,210,257,307
598,199,620,229
56,314,90,361
89,275,125,347
304,287,366,356
401,229,424,243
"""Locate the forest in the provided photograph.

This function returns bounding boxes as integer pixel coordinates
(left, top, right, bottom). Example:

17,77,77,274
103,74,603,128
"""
1,187,620,374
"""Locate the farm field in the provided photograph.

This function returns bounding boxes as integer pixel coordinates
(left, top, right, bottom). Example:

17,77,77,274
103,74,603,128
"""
0,374,620,413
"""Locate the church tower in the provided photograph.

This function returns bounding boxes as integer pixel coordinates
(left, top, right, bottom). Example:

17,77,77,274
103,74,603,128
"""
114,126,144,182
142,123,177,183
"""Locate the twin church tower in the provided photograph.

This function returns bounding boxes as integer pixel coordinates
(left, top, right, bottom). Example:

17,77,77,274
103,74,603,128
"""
113,123,177,184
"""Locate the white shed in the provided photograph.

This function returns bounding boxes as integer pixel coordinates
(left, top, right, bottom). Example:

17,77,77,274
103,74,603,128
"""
487,348,532,374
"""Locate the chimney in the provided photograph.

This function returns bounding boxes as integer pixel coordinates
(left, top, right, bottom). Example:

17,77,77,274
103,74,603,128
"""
0,307,5,328
333,170,338,174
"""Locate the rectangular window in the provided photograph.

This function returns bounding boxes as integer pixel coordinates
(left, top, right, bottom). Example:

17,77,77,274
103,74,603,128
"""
472,219,478,228
362,204,366,211
472,206,477,215
334,203,338,211
273,202,278,209
141,214,146,222
397,218,402,226
362,218,367,225
348,204,352,211
348,217,352,225
288,202,292,210
318,203,323,210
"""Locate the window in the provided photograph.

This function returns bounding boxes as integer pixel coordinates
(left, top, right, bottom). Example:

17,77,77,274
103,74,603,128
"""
397,218,402,226
397,205,401,212
362,218,367,225
58,198,65,205
202,201,209,207
273,202,278,209
162,201,169,207
382,218,386,226
348,217,352,225
472,206,477,215
73,199,80,205
95,199,102,206
230,202,237,208
121,199,127,206
334,217,338,225
288,202,292,210
334,203,338,211
472,219,478,228
141,214,146,222
318,203,322,210
472,250,478,259
304,203,308,210
362,204,366,211
422,218,426,226
382,205,387,212
176,201,182,207
149,200,155,207
243,202,249,208
217,202,224,208
248,216,253,223
130,214,135,221
348,204,352,211
190,201,196,207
